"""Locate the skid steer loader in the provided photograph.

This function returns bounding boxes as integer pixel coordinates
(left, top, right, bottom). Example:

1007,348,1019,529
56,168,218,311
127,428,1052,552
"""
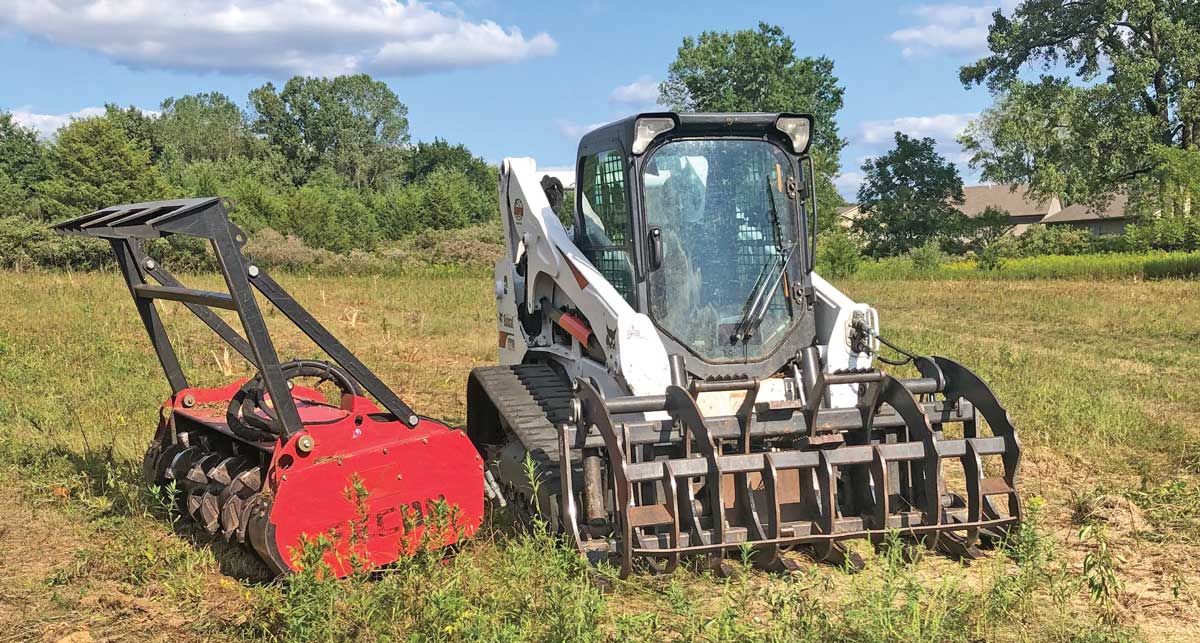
468,112,1022,577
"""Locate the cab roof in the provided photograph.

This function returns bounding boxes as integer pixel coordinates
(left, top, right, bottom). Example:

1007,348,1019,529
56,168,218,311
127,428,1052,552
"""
577,112,814,158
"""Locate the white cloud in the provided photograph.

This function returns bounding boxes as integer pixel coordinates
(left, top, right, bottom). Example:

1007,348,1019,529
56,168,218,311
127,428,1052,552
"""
889,1,1019,58
610,76,659,106
835,171,864,199
0,0,558,76
858,113,978,145
555,119,604,141
841,112,981,199
9,106,106,137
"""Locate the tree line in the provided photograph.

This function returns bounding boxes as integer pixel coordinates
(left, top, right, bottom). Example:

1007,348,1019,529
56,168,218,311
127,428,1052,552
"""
0,74,497,268
11,7,1188,274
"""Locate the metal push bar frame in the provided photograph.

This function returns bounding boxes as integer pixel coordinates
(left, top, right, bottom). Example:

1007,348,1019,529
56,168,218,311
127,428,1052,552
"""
54,197,419,436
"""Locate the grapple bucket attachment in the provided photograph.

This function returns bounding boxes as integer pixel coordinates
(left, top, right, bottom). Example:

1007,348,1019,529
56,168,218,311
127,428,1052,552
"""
55,197,483,576
557,358,1021,577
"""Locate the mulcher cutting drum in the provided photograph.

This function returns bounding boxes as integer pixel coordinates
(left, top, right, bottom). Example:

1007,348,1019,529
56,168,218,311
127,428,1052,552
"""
55,197,484,576
146,380,483,575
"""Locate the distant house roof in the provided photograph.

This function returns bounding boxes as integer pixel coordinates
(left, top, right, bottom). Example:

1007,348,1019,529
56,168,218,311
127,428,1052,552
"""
835,204,862,227
955,184,1061,218
540,168,575,191
1042,194,1130,223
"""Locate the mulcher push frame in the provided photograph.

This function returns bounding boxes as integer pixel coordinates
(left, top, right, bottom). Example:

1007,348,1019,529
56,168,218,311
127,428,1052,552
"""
54,197,419,433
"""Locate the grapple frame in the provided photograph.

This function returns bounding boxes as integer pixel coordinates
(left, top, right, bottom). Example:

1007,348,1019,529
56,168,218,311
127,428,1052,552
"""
556,356,1022,577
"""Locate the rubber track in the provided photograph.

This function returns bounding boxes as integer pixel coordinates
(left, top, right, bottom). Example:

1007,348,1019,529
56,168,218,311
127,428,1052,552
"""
470,364,574,462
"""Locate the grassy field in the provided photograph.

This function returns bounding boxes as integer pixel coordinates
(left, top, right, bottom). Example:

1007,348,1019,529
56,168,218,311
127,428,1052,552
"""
0,269,1198,642
850,251,1200,281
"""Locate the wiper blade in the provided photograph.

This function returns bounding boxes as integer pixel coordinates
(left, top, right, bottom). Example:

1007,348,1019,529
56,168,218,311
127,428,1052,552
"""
729,177,793,346
730,245,792,345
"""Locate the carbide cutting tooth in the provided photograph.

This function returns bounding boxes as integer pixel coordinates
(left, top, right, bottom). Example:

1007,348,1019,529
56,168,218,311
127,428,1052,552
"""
236,494,261,544
220,467,262,505
207,457,246,486
186,487,206,519
185,464,209,486
150,443,182,483
166,446,201,481
198,490,222,533
220,496,244,540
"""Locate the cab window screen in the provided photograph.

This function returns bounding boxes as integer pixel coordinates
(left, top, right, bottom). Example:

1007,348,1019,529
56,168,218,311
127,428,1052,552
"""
578,149,636,308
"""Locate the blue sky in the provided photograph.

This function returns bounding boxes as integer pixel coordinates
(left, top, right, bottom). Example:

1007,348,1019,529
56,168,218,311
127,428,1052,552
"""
0,1,1016,200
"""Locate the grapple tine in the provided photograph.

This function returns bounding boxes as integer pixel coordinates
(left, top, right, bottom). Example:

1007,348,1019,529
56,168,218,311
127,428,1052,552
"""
574,380,635,579
659,460,681,574
933,356,1023,532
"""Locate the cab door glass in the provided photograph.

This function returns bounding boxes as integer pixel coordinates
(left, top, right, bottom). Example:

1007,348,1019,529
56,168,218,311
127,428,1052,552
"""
578,149,637,308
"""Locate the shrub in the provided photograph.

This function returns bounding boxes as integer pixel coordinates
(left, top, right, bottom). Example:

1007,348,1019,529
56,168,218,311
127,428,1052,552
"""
282,172,379,254
975,236,1017,272
1126,216,1199,253
908,239,944,272
244,228,338,271
0,215,110,270
816,230,861,279
1014,224,1096,256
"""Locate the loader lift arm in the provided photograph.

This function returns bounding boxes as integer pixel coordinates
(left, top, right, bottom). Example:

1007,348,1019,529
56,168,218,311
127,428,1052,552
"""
54,196,419,435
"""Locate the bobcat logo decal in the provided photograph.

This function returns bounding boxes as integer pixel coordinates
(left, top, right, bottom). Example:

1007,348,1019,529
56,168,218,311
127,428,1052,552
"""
605,326,618,351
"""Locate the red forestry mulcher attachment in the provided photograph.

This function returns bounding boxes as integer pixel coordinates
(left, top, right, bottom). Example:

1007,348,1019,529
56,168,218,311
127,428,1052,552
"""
55,197,483,576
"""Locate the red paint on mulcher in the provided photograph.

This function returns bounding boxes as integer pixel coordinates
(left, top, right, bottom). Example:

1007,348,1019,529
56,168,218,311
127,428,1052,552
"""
159,383,483,577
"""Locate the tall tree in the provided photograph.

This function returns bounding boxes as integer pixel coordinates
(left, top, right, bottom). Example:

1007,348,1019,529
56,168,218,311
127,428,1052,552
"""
0,112,48,194
403,138,493,193
36,115,167,221
959,1,1200,211
158,92,251,165
103,104,163,163
249,74,409,189
854,132,966,257
659,22,847,225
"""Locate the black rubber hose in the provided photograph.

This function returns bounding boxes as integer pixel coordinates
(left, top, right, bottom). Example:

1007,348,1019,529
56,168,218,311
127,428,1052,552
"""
226,360,362,442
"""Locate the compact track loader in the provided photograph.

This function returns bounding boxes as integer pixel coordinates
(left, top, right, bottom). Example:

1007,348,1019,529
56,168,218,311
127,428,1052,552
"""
55,198,483,576
468,112,1022,577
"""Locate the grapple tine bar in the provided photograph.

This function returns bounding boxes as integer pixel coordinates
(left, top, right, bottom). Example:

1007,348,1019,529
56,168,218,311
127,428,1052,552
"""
659,461,681,574
878,376,943,549
664,385,726,547
575,380,635,578
933,357,1023,531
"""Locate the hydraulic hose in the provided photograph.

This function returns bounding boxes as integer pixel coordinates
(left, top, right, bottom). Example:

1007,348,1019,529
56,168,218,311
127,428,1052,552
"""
226,360,362,442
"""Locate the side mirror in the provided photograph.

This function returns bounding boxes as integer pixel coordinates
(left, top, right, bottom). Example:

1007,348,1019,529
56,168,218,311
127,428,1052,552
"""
648,226,664,271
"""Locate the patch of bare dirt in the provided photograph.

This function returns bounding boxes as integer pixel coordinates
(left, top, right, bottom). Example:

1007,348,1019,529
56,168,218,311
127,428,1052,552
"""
0,479,232,643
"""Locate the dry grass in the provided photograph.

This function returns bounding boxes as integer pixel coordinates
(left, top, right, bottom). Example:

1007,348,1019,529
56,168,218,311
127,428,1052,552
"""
0,269,1197,641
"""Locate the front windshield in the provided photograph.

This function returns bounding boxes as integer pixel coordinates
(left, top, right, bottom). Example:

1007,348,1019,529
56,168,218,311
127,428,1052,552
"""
644,139,798,362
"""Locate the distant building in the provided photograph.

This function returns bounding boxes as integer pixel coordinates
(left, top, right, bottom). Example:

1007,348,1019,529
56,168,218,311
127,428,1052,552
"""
539,168,576,191
955,184,1062,235
838,184,1133,236
835,203,862,228
1041,194,1132,235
